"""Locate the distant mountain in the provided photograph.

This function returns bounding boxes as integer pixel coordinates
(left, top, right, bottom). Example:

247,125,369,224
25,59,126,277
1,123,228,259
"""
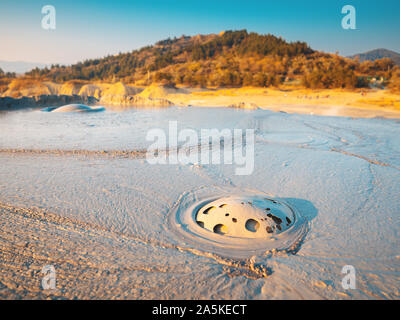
348,49,400,66
0,60,48,74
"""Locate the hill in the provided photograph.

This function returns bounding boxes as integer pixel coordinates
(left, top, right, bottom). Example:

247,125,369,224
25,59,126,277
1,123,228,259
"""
349,49,400,66
25,30,399,89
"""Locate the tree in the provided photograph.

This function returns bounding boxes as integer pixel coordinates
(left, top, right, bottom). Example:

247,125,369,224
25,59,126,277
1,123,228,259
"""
389,68,400,92
154,71,174,85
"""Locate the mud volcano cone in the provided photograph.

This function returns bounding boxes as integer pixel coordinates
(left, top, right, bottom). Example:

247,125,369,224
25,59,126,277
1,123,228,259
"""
196,196,294,238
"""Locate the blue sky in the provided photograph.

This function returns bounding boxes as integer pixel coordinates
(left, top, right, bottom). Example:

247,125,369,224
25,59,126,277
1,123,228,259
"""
0,0,399,64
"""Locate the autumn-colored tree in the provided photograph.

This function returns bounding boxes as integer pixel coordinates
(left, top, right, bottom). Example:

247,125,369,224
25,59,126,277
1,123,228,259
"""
389,67,400,92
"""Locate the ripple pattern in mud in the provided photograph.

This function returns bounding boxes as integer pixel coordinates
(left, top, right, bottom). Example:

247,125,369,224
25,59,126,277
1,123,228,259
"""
256,132,331,148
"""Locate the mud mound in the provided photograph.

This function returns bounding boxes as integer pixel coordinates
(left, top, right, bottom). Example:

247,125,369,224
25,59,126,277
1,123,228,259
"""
138,84,187,99
168,187,307,259
196,196,295,238
42,104,105,113
79,84,102,99
43,82,62,95
59,80,88,96
101,82,142,97
2,79,52,98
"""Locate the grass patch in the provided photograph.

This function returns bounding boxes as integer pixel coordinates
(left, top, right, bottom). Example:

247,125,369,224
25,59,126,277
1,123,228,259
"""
357,98,400,109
